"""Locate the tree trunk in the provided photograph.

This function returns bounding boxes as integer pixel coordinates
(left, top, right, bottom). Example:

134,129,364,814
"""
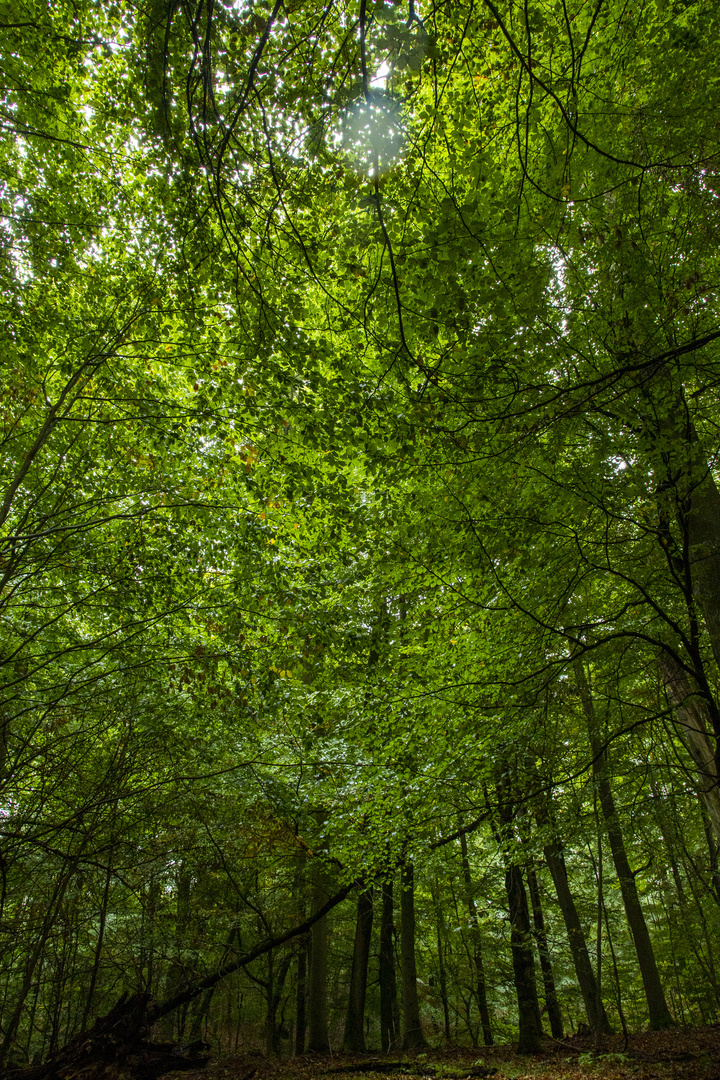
163,865,192,1039
683,432,720,679
379,878,400,1052
343,888,374,1052
294,937,308,1055
80,853,114,1032
504,861,544,1053
526,862,563,1040
0,874,72,1064
306,859,330,1052
494,777,544,1054
399,862,426,1049
459,831,493,1045
698,800,720,905
15,886,353,1079
269,951,292,1055
188,986,215,1041
639,387,720,698
543,836,612,1033
576,662,674,1029
265,949,276,1059
431,882,451,1043
660,651,720,844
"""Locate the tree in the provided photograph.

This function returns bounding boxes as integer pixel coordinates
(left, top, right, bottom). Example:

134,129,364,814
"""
343,888,374,1052
3,0,720,1065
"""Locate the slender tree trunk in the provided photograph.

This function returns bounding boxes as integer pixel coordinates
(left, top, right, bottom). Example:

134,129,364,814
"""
264,950,276,1058
543,836,612,1033
48,903,74,1056
343,888,374,1052
164,865,192,1039
22,956,44,1063
269,951,292,1055
306,855,330,1052
431,882,451,1043
526,862,563,1039
593,792,604,1053
81,854,114,1031
191,921,238,1042
698,800,720,905
142,877,161,996
602,897,629,1046
189,986,215,1041
576,662,674,1029
379,878,399,1052
399,862,426,1049
0,870,73,1064
295,937,308,1055
459,831,493,1045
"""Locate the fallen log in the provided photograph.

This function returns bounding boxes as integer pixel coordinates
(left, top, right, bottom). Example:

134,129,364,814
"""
323,1063,497,1079
0,883,354,1080
1,992,210,1080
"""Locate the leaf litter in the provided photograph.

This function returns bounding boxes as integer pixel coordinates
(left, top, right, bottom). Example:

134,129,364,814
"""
165,1024,720,1080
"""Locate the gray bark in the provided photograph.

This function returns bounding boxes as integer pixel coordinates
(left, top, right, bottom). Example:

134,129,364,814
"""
526,862,563,1040
342,888,374,1052
459,831,493,1045
294,937,308,1055
306,857,330,1052
576,662,674,1029
504,861,544,1053
379,878,400,1051
399,862,426,1049
543,836,612,1033
660,651,720,844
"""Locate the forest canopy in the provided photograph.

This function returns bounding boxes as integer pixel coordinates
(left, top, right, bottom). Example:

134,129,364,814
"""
1,0,720,1069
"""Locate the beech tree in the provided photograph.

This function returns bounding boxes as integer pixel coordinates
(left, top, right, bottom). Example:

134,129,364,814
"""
1,0,720,1069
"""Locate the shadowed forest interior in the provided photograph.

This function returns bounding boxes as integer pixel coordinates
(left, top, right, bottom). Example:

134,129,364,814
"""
1,0,720,1073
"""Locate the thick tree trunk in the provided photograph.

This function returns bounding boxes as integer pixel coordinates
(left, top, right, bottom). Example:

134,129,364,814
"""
459,831,493,1045
645,404,720,749
379,879,400,1052
343,888,374,1052
660,652,720,844
504,862,544,1053
576,662,674,1029
543,836,612,1033
494,778,544,1054
306,859,330,1052
683,437,720,678
634,379,720,675
399,862,426,1049
526,862,563,1040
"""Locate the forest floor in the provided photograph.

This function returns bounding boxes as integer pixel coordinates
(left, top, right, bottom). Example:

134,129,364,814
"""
170,1025,720,1080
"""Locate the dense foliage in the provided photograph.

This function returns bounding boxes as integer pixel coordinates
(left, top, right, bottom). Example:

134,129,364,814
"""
1,0,720,1066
